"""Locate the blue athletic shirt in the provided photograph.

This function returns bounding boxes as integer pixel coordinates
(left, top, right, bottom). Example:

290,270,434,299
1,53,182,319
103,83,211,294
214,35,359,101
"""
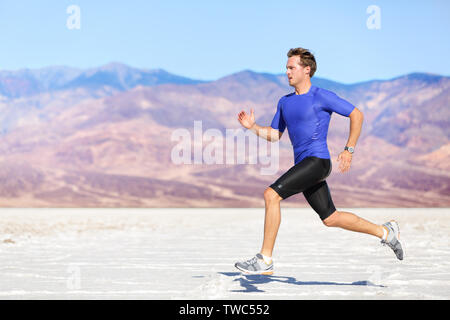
270,85,356,164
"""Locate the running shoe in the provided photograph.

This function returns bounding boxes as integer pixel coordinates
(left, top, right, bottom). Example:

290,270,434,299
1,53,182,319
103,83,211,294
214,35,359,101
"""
381,220,404,260
235,253,274,275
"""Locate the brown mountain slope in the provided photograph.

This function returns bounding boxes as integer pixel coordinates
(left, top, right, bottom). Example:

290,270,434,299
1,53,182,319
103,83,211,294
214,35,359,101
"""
0,71,448,207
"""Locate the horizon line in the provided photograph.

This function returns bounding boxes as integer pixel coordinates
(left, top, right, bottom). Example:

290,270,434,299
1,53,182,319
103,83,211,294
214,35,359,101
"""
0,62,448,86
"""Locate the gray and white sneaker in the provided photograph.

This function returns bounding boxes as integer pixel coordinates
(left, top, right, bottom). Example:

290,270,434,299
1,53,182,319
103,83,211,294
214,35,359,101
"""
235,253,274,275
381,220,404,260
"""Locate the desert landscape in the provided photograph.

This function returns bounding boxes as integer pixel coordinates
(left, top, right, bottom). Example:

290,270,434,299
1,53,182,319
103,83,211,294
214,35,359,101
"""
0,64,449,207
0,207,449,299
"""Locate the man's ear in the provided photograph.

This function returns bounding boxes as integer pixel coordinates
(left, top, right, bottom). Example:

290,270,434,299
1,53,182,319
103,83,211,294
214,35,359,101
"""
304,66,311,76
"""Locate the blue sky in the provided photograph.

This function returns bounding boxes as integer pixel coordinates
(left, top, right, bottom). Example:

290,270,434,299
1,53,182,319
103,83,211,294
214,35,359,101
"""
0,0,449,83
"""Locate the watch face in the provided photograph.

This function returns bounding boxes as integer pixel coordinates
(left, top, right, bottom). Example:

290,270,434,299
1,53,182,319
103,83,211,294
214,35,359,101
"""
348,147,354,153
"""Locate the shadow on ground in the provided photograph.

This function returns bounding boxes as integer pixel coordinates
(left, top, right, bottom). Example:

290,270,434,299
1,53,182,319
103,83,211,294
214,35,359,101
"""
218,272,386,293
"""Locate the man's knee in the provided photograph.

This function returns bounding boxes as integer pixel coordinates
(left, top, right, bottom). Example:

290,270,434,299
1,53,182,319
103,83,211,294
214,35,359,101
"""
322,210,339,227
264,187,282,203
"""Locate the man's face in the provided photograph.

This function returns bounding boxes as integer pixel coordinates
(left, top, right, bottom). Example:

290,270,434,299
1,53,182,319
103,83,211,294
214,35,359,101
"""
286,55,310,86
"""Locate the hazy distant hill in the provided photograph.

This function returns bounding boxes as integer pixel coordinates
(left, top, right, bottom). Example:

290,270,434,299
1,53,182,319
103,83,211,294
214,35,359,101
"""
0,62,205,98
0,64,448,208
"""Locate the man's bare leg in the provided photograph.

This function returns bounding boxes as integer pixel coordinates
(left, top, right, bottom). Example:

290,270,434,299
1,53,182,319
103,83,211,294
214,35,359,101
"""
323,210,384,238
259,189,386,257
260,187,283,257
323,210,404,260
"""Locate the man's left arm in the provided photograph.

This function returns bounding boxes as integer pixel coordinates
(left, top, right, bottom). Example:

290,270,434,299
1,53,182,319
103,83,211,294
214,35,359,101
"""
338,107,364,173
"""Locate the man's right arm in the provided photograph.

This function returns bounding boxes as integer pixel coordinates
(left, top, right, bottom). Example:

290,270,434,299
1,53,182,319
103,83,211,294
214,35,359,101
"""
249,124,283,142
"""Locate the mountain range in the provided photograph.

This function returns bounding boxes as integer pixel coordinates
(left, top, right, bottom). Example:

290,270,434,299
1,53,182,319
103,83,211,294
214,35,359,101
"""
0,62,205,98
0,63,448,208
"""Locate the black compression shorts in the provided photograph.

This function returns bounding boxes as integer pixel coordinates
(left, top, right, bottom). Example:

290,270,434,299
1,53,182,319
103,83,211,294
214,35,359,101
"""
269,156,336,220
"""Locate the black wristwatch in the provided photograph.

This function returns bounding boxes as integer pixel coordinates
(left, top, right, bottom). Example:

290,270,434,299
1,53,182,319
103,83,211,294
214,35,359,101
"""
344,146,355,154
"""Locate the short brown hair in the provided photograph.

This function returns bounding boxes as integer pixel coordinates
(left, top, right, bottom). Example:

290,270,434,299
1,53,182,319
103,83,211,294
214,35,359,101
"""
287,47,317,78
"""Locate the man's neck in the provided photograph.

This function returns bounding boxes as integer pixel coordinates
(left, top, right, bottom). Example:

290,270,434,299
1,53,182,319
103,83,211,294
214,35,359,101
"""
294,79,312,95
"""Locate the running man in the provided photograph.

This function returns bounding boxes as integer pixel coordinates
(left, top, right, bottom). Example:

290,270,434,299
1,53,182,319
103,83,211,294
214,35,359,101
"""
235,47,403,275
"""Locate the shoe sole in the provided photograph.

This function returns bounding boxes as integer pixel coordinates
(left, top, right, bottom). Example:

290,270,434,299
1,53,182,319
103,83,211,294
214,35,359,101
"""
235,264,274,275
